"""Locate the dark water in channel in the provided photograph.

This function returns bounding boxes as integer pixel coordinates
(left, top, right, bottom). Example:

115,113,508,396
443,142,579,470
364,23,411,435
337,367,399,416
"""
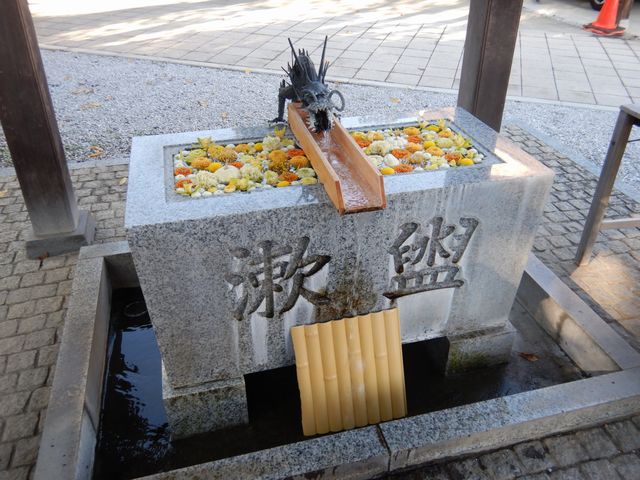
94,289,582,479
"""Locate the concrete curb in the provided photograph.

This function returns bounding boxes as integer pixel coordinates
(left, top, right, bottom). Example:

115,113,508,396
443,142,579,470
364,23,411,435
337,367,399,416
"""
34,243,640,480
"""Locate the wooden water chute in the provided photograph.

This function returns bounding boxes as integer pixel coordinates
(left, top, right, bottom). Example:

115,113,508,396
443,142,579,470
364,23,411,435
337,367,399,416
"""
287,103,386,215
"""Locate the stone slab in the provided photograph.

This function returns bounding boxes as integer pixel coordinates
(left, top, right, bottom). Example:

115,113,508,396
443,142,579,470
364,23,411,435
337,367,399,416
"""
446,322,516,374
125,108,554,400
379,367,640,471
162,370,249,439
139,425,389,480
79,240,138,289
33,253,110,480
26,209,96,259
518,254,640,374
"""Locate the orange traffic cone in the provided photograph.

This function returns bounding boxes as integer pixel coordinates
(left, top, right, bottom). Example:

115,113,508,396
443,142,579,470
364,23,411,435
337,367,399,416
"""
583,0,624,35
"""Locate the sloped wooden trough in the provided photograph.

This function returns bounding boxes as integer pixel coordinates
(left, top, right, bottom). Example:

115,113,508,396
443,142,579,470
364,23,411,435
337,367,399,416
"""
287,103,386,214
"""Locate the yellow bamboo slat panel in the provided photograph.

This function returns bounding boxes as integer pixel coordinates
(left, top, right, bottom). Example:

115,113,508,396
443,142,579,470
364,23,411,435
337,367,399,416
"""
291,309,407,436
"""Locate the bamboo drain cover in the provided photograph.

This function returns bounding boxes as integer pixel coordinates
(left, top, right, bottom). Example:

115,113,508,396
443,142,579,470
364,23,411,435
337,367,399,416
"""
291,309,406,436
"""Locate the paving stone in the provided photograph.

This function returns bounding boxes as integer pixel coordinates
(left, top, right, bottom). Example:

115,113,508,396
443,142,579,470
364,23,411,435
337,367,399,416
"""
16,315,46,335
27,386,50,412
447,458,490,480
544,434,591,468
0,443,12,471
22,329,55,351
611,453,640,480
575,427,621,459
605,420,640,453
479,449,524,479
1,414,38,442
0,466,29,480
579,459,622,480
5,352,36,373
514,441,556,474
10,436,39,468
548,467,584,480
16,367,48,391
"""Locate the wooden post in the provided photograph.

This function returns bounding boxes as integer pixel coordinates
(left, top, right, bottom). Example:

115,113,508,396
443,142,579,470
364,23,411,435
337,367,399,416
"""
457,0,523,131
0,0,94,258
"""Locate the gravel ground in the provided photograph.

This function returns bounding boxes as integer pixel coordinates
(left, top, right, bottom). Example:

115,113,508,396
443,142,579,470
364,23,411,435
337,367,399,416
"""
0,49,638,188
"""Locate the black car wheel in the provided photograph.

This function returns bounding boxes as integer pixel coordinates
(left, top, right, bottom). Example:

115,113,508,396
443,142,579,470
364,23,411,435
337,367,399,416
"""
590,0,605,10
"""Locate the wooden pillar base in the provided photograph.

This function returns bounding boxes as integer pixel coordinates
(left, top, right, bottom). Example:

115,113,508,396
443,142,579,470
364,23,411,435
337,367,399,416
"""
26,210,96,259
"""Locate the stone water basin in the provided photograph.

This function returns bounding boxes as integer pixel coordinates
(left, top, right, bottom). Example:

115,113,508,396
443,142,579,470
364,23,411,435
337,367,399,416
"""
125,107,553,439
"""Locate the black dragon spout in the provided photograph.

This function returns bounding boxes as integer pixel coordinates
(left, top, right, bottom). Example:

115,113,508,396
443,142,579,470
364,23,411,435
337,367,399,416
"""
273,36,345,132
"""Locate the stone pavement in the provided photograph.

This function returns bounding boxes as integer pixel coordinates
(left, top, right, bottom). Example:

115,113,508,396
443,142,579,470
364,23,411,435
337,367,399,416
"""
0,128,639,478
29,0,640,106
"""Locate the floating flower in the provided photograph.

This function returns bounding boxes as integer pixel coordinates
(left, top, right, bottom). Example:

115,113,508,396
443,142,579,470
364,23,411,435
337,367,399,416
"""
254,142,263,152
240,164,263,182
262,136,281,151
287,148,305,158
214,165,241,184
367,155,384,167
427,146,444,157
394,164,414,173
408,152,428,165
403,126,420,136
296,168,316,178
290,155,310,169
301,177,318,185
276,181,290,187
268,150,289,172
444,152,462,162
197,137,213,149
458,158,474,166
194,170,218,189
264,170,279,185
380,167,395,175
405,143,423,153
391,149,410,159
367,140,392,156
175,179,192,189
174,167,191,176
384,154,400,167
235,143,250,153
407,135,422,144
217,148,238,163
436,138,454,148
355,138,371,148
366,131,385,142
280,171,299,183
186,149,206,164
230,161,244,169
191,157,211,170
207,162,223,173
438,129,453,138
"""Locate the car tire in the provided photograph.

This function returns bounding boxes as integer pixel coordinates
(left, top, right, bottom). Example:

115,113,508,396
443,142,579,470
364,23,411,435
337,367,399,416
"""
590,0,605,10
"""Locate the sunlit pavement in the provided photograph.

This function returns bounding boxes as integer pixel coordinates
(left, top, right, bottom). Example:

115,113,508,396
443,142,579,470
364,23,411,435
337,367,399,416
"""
29,0,640,106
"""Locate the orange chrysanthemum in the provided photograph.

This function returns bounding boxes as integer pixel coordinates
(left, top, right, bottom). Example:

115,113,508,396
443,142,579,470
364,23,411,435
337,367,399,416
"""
405,143,423,153
407,135,422,144
355,138,371,148
174,167,191,176
175,179,192,188
280,171,299,182
230,161,244,169
287,148,306,158
394,164,414,173
290,155,310,169
391,149,410,159
444,152,462,162
191,157,211,170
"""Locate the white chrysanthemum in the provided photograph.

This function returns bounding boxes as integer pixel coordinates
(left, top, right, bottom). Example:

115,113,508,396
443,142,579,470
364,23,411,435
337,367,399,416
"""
384,154,400,167
367,155,384,167
240,164,263,182
368,140,392,156
213,165,241,184
194,171,218,189
262,136,282,152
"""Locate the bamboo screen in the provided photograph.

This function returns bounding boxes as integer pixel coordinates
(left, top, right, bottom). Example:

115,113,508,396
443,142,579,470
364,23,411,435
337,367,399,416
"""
291,309,407,436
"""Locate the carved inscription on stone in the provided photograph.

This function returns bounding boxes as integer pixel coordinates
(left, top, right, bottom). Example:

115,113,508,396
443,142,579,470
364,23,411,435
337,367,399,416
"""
225,237,331,320
384,217,478,299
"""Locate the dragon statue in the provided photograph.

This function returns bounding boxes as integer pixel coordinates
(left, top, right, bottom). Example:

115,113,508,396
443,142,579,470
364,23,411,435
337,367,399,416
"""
273,36,345,132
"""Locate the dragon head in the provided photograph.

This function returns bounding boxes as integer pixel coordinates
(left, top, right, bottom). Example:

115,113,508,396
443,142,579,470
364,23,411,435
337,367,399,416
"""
287,38,345,132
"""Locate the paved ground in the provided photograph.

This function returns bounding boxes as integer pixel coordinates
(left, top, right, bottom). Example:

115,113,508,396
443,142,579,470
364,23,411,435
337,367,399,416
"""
0,121,638,479
29,0,640,106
